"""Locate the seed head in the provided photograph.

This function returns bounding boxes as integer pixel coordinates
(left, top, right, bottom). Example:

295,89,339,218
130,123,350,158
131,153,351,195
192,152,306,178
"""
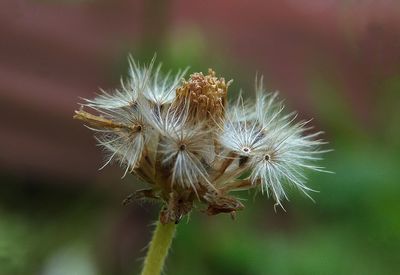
73,56,329,223
174,69,230,124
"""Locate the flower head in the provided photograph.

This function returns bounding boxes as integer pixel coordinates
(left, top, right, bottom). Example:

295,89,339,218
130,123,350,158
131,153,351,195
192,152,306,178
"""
74,56,329,223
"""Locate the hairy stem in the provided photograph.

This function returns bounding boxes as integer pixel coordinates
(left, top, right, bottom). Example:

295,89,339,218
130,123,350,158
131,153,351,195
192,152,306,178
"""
140,220,176,275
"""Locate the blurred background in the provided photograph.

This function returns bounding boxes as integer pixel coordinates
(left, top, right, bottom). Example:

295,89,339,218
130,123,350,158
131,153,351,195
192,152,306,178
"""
1,0,400,274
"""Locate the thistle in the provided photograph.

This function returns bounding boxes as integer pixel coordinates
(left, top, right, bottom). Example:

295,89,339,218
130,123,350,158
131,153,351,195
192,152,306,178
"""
73,56,329,275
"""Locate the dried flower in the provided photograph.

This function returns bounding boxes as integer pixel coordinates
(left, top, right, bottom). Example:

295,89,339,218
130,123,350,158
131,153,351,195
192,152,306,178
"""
74,56,329,224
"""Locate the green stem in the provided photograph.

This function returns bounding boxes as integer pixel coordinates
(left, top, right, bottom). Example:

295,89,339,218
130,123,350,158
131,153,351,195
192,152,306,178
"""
140,220,176,275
